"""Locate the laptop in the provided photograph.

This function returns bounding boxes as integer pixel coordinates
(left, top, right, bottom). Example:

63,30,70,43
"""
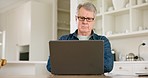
49,40,104,75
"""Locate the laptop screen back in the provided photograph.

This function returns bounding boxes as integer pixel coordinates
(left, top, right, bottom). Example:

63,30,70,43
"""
49,40,104,75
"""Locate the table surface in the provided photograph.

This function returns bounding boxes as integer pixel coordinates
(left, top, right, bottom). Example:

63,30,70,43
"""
0,75,147,78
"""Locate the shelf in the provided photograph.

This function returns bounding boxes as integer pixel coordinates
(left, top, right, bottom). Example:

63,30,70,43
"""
58,6,70,34
58,8,70,13
104,7,129,16
58,27,70,31
58,21,70,31
96,13,102,17
132,2,148,9
58,22,70,26
107,30,148,39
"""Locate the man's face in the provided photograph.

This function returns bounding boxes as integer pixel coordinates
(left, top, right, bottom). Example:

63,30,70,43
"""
76,7,95,34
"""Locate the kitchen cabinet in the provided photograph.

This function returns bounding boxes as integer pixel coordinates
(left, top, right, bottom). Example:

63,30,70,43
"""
110,61,148,75
0,0,52,61
16,2,31,46
3,3,31,60
0,0,53,75
111,62,133,75
2,1,31,60
133,63,148,73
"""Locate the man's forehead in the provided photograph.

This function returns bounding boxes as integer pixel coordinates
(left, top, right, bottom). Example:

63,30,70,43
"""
78,7,94,16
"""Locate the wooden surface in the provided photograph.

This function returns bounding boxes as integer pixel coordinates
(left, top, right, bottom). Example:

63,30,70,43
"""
0,75,147,78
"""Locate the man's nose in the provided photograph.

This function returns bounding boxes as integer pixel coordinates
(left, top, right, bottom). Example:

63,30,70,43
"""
82,19,88,23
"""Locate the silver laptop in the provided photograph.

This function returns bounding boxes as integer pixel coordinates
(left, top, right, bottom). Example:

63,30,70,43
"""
49,40,104,75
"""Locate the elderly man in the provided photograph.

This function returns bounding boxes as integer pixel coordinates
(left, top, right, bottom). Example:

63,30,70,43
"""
47,2,113,73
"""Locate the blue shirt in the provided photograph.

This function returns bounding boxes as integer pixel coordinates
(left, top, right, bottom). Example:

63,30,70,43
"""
47,30,114,73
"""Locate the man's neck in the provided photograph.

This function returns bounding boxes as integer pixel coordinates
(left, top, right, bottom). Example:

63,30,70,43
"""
78,30,91,36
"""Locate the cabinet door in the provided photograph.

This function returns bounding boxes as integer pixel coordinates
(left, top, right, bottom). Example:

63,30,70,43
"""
110,63,133,75
133,63,148,74
17,2,31,45
4,2,31,60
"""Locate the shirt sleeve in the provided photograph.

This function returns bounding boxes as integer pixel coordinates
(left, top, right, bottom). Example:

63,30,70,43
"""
59,35,69,40
103,36,114,73
46,56,51,72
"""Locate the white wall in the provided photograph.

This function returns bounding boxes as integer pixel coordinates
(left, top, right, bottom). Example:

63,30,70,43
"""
110,36,148,61
70,0,78,33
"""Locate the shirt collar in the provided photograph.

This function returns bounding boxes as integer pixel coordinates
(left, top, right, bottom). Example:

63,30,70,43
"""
73,29,96,40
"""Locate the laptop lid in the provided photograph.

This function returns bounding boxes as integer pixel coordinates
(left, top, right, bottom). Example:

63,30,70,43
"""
49,40,104,75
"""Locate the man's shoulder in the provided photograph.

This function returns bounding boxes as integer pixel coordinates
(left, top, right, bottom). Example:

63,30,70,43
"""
59,34,74,40
93,33,108,40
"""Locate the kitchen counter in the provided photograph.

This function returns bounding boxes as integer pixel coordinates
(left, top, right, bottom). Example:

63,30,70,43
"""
114,61,148,63
0,61,48,75
110,61,148,75
0,74,147,78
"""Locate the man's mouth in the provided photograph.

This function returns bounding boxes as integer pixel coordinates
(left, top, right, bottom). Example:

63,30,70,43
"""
81,25,88,27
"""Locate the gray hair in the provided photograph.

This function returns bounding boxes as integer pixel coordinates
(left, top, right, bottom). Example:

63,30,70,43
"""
77,2,97,17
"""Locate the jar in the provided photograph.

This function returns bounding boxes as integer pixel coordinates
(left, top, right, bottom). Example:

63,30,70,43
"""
126,53,135,61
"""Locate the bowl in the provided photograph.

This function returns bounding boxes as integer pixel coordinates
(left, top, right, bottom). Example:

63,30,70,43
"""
112,0,129,10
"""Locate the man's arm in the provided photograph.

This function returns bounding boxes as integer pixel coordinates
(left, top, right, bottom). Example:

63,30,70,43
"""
103,37,114,73
46,56,51,72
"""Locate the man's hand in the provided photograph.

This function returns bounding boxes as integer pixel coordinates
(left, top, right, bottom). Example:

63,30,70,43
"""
0,59,7,68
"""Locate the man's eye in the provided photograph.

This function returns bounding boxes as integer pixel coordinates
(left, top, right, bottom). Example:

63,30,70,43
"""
80,17,85,20
86,18,91,20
